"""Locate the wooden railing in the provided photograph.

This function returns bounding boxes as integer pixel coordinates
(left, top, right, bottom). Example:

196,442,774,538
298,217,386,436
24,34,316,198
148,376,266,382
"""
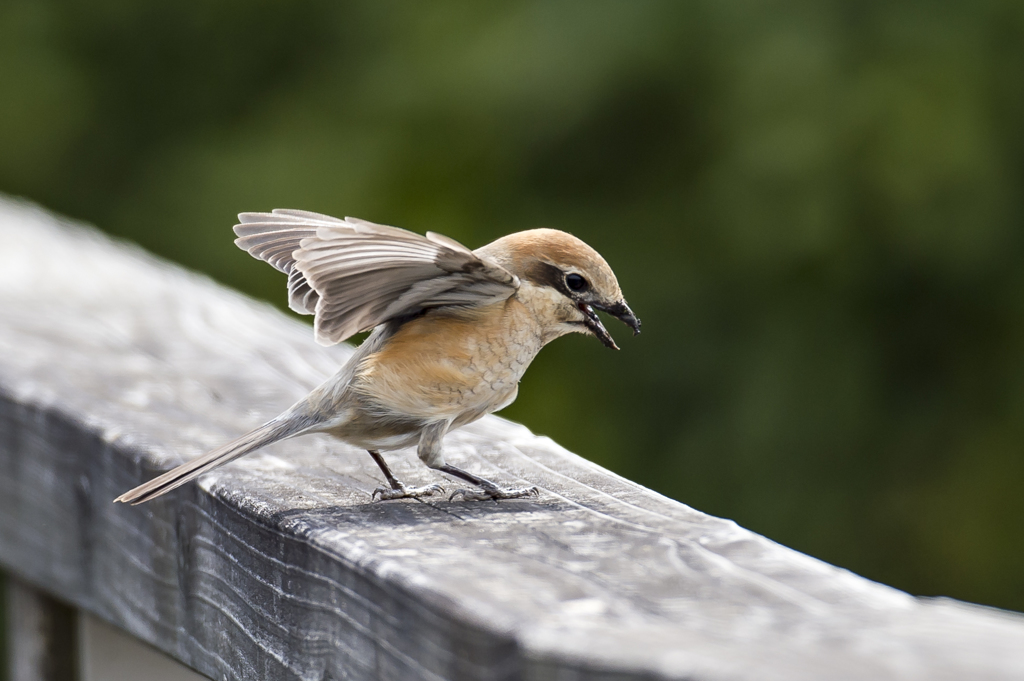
1,196,1023,680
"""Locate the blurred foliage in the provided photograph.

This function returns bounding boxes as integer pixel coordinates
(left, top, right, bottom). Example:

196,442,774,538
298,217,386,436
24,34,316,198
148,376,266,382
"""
2,0,1024,612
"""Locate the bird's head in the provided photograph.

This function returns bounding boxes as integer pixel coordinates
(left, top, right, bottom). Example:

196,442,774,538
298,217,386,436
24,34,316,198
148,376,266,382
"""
475,228,641,349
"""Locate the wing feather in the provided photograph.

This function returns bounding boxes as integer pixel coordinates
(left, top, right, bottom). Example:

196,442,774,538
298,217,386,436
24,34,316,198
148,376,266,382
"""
287,268,318,314
267,208,346,223
233,211,519,345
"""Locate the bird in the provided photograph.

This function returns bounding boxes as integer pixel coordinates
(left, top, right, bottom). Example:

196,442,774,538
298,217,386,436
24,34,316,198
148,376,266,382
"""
115,209,640,505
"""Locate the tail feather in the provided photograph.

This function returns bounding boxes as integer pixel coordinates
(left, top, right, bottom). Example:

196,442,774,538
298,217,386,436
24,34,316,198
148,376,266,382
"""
114,418,301,505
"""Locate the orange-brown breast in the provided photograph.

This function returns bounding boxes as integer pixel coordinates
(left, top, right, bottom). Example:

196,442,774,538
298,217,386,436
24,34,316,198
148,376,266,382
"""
349,298,544,423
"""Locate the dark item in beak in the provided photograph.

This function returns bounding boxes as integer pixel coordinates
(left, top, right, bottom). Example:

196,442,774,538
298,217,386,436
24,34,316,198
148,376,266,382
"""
579,299,641,350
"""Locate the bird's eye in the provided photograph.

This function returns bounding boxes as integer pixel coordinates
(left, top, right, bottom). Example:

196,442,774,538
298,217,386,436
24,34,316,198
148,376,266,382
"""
565,273,588,292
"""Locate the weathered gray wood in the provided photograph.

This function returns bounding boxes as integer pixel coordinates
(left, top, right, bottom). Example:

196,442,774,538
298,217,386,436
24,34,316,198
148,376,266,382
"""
1,195,1023,681
6,577,78,681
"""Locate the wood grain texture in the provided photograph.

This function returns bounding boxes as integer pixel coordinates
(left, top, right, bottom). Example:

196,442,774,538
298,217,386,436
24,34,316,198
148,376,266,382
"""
0,196,1023,681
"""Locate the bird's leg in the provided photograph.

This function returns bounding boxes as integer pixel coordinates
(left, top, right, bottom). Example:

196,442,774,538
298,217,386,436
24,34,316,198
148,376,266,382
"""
415,423,536,501
368,450,443,501
439,464,539,502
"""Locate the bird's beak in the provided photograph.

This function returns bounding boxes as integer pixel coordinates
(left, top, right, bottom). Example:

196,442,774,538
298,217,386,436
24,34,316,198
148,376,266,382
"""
579,299,641,350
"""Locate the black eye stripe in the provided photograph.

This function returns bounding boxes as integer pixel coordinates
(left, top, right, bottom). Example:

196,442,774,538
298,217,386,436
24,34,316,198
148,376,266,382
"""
521,261,590,295
565,273,587,292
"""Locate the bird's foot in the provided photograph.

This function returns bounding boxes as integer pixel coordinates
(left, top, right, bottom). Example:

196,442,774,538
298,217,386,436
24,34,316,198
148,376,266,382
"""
449,485,540,502
372,482,444,501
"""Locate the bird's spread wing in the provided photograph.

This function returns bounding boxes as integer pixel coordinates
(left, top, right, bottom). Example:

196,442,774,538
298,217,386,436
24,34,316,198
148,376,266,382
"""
234,209,519,345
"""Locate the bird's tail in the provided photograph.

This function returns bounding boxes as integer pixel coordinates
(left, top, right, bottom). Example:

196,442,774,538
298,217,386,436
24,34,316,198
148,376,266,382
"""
114,417,305,505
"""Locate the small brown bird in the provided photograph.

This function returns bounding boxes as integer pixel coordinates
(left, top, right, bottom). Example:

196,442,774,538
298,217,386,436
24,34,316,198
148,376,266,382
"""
115,210,640,504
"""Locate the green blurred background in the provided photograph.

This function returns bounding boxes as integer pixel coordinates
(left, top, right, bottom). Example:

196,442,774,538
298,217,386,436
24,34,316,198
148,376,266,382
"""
2,0,1023,613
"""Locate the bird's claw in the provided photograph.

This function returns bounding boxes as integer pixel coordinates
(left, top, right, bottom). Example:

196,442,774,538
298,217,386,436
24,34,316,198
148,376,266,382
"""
448,485,540,502
372,483,444,501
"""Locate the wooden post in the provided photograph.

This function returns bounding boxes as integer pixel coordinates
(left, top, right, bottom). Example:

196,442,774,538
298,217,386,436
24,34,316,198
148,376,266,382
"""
6,577,77,681
1,195,1023,680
